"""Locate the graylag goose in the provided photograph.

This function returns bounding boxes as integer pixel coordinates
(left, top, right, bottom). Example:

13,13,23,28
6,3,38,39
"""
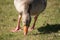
12,0,47,35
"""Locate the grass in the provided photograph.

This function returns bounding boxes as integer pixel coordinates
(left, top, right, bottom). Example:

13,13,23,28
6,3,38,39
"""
0,0,60,40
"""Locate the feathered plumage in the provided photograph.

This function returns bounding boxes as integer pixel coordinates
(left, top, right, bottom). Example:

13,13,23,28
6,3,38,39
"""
12,0,47,35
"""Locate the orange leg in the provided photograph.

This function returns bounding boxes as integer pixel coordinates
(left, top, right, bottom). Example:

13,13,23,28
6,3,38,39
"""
32,16,38,29
23,26,28,35
11,15,22,32
29,15,38,31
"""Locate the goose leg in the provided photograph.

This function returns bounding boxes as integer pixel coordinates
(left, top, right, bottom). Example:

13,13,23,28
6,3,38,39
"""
32,16,38,29
11,14,22,32
29,15,38,31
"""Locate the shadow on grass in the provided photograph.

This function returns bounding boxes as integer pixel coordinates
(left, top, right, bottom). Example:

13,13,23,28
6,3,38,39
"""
38,24,60,34
32,24,60,35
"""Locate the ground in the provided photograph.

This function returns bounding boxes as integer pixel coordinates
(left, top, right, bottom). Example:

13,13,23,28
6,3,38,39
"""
0,0,60,40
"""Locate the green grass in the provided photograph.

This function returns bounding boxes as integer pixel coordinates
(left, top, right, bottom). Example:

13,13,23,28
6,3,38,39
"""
0,0,60,40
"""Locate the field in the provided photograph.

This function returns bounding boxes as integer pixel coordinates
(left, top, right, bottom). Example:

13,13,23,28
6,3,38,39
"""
0,0,60,40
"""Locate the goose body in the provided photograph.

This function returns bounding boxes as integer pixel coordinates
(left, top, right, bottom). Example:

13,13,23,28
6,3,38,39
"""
12,0,47,35
14,0,46,16
14,0,33,13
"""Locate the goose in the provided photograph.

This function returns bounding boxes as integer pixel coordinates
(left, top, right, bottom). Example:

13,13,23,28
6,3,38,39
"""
12,0,47,35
